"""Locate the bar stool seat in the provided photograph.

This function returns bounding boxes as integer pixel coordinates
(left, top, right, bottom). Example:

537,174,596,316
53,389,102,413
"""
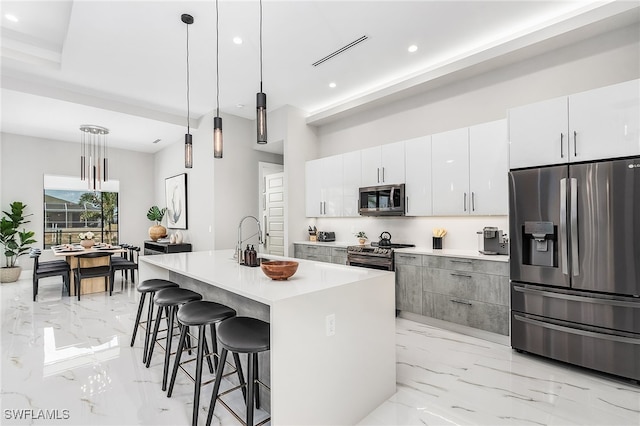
130,279,179,364
167,301,238,426
147,287,203,391
206,317,271,426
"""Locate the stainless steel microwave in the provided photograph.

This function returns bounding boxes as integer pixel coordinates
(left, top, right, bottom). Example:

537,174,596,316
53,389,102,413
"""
359,184,406,216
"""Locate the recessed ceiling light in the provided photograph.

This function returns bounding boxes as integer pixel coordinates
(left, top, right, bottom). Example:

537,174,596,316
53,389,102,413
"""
329,82,337,88
233,37,243,45
5,14,18,23
236,104,244,108
408,45,418,53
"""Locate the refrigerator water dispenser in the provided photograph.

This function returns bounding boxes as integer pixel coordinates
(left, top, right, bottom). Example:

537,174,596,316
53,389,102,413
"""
523,221,556,267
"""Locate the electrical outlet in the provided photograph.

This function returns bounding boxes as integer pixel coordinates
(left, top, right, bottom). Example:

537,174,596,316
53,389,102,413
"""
326,314,335,336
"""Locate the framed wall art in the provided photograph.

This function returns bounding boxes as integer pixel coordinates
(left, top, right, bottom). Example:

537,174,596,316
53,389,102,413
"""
165,173,188,229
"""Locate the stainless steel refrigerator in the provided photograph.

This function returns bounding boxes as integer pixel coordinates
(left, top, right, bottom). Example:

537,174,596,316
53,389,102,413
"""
509,157,640,381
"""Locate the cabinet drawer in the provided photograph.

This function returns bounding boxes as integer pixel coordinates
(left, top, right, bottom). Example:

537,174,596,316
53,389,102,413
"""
302,254,331,263
294,244,331,257
427,256,508,276
423,268,509,306
426,292,509,335
395,253,423,266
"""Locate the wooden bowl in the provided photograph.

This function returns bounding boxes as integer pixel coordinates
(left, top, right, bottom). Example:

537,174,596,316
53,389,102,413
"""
260,260,299,280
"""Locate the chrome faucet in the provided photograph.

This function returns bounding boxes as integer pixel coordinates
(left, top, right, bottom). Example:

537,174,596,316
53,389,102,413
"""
236,215,263,264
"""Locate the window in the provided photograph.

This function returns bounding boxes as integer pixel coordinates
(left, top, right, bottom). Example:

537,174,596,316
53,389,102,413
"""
43,175,119,248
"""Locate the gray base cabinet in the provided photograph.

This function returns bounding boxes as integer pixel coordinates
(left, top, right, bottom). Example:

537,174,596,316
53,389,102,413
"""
395,252,509,335
294,244,348,265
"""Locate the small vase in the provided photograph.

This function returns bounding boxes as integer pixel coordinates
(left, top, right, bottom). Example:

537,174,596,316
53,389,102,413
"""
80,239,94,248
148,225,167,242
175,231,183,244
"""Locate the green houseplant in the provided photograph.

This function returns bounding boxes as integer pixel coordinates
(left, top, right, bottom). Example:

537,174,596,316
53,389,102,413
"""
1,202,36,283
354,231,368,245
147,206,167,242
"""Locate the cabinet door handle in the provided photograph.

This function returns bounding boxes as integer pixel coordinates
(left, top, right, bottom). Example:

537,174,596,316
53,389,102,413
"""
381,167,385,183
406,196,409,213
451,273,472,278
400,255,417,259
560,132,564,158
573,131,577,157
451,259,472,264
471,192,475,212
463,192,467,212
377,168,380,183
450,299,472,306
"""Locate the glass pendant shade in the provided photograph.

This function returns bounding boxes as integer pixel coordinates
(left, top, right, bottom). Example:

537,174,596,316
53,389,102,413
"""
256,92,267,144
213,117,223,158
185,133,193,168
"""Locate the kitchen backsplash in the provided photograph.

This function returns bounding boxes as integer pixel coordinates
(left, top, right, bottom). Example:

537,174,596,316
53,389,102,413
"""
309,216,509,250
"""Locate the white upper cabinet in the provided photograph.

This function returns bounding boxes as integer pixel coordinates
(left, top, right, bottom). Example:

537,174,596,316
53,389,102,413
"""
432,128,470,215
469,119,508,215
361,141,405,186
509,79,639,169
404,136,432,216
569,79,639,162
342,151,361,217
305,154,343,217
508,96,568,169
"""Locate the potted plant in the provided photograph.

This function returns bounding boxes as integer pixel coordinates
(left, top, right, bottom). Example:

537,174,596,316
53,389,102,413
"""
0,201,36,283
147,206,167,242
78,231,96,248
354,231,368,245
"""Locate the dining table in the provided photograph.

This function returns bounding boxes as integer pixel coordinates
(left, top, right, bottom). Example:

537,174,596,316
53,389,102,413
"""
52,244,127,296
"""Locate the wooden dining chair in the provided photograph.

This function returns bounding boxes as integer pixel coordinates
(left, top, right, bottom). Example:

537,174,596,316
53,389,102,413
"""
73,252,113,300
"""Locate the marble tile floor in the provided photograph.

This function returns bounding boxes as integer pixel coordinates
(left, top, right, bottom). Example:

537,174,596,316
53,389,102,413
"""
2,274,639,426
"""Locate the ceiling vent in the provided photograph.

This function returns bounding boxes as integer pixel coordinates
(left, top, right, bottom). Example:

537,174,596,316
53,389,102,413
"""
312,35,369,67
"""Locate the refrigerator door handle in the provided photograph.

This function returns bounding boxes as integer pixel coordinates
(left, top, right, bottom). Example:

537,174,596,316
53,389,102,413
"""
560,178,568,275
570,177,579,276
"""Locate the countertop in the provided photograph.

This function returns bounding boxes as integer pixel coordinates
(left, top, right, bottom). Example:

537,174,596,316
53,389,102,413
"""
139,249,393,306
294,241,509,262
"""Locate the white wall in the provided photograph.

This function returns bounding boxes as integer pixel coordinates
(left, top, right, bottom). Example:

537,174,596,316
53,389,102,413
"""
0,132,155,262
304,23,640,250
153,111,283,252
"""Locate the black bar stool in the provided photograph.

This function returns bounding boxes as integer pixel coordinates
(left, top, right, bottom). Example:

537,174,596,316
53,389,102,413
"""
131,279,180,363
167,300,238,426
206,317,270,426
146,287,203,391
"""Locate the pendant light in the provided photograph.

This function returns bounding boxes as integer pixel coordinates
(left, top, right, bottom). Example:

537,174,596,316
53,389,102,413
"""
213,0,223,158
182,13,194,168
79,125,109,190
256,0,267,144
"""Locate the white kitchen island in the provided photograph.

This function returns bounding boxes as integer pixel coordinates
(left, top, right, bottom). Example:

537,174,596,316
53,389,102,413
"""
139,249,396,425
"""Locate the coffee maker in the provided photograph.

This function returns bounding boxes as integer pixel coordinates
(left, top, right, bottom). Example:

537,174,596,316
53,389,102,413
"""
477,227,508,255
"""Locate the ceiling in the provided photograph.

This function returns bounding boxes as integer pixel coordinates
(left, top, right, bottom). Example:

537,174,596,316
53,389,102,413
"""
1,1,638,154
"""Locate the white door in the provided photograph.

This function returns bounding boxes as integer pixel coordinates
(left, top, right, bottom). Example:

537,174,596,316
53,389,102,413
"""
509,96,568,169
360,146,382,186
432,127,470,215
305,159,323,216
380,141,406,184
469,119,508,215
265,172,285,256
342,151,361,217
404,136,432,216
569,79,640,162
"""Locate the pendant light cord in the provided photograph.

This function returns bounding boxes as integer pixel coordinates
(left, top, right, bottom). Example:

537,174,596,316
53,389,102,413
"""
259,0,263,92
186,21,191,133
216,0,220,117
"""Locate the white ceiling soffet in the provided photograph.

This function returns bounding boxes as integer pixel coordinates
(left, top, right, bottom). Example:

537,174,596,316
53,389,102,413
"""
1,0,638,153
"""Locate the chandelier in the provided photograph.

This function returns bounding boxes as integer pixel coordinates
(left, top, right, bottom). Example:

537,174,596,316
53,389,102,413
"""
79,125,109,190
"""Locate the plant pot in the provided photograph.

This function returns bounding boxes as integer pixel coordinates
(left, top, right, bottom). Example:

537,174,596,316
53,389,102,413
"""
1,266,22,283
149,225,167,242
80,239,95,248
358,238,367,245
